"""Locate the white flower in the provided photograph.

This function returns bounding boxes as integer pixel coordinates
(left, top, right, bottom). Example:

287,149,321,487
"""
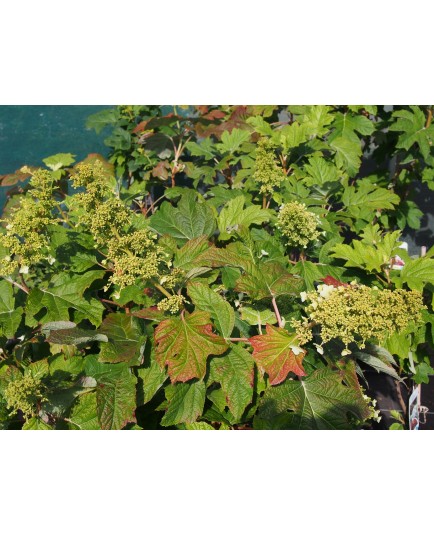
47,255,56,265
314,343,324,355
317,284,335,300
19,265,29,274
341,348,351,356
290,345,304,356
300,291,308,302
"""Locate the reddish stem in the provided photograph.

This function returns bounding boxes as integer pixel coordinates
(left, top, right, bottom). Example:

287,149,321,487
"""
272,296,284,328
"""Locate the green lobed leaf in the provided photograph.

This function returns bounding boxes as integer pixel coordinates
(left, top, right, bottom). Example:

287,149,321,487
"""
303,156,340,187
42,153,76,171
330,136,362,177
185,138,216,159
217,128,251,154
277,122,309,152
342,182,400,217
26,271,105,327
235,262,304,300
240,306,277,326
149,190,216,244
173,235,210,271
290,260,324,291
329,112,375,143
209,344,254,421
217,196,269,240
22,417,53,430
98,313,146,365
389,106,434,159
161,381,206,426
184,421,215,430
187,281,235,338
255,367,370,429
413,362,434,384
0,281,23,338
68,391,99,430
86,109,120,134
398,256,434,291
302,105,334,137
246,116,274,136
49,353,85,378
137,353,168,405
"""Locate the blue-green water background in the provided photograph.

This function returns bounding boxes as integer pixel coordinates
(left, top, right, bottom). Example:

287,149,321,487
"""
0,105,110,208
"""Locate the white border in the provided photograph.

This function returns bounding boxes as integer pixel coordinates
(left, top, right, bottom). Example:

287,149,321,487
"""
1,2,434,534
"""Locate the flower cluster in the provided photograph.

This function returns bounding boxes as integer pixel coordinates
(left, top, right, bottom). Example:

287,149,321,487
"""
363,394,381,423
70,161,167,290
159,268,185,290
253,138,286,195
70,161,108,216
4,375,47,419
277,201,320,248
90,199,131,245
0,169,56,275
157,294,186,314
292,282,425,354
106,229,164,289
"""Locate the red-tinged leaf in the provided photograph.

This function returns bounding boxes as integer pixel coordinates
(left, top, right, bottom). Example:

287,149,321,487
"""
195,244,254,272
174,235,211,271
152,160,170,179
203,110,226,121
195,105,210,115
195,106,249,139
321,275,349,287
249,325,306,385
235,262,304,299
95,367,137,430
154,311,228,383
132,307,166,321
132,120,149,134
0,166,37,187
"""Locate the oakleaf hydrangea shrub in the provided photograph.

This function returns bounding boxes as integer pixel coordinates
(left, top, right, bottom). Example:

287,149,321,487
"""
0,104,433,430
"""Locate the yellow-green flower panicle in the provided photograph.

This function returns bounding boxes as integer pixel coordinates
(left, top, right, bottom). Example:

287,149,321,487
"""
277,201,320,248
0,169,56,274
4,376,48,419
157,294,186,314
292,283,425,354
253,137,286,195
106,229,165,290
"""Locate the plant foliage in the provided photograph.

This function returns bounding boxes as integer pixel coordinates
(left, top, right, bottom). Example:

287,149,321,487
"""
1,104,433,430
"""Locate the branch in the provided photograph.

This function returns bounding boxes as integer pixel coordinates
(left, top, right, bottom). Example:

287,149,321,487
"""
154,283,172,299
426,107,433,129
225,337,251,343
2,276,29,294
271,296,284,328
